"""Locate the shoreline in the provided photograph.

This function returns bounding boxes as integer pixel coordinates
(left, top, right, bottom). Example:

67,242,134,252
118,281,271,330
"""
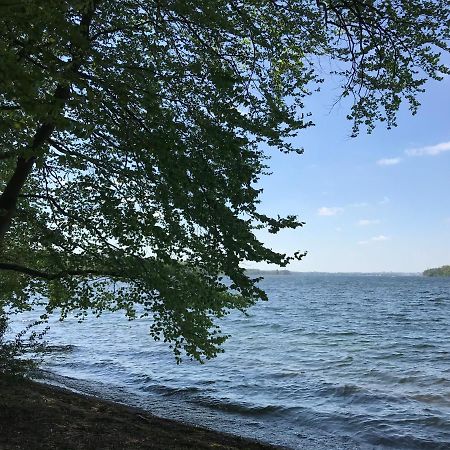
0,376,283,449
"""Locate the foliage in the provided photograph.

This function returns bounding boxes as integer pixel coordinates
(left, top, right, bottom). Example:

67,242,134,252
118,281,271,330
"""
423,265,450,277
0,313,47,377
0,1,449,361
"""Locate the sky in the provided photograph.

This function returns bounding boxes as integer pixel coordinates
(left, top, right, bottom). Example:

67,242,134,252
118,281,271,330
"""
249,73,450,273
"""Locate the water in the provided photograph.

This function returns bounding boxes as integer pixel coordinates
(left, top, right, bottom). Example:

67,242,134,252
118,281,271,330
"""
14,274,450,449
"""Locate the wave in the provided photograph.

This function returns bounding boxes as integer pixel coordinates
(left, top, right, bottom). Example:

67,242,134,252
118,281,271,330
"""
141,383,202,397
40,344,76,353
358,428,450,450
192,397,288,416
316,383,411,406
318,383,363,398
411,394,450,407
270,370,305,379
328,331,359,336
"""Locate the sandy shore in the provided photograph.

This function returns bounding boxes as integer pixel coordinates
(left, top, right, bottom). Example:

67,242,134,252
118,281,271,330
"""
0,377,281,449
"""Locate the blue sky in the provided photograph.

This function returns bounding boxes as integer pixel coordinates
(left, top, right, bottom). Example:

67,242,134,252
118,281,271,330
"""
250,74,450,273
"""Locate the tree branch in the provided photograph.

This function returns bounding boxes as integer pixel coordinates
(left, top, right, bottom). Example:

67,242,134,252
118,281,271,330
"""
0,1,101,245
0,262,119,280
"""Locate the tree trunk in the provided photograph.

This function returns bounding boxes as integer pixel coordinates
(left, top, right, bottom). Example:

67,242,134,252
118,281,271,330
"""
0,156,36,243
0,2,99,248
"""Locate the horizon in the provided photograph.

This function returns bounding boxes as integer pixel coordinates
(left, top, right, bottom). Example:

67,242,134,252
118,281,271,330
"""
244,268,424,274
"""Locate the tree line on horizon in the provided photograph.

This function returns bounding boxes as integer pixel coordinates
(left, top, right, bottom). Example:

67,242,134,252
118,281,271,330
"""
423,266,450,277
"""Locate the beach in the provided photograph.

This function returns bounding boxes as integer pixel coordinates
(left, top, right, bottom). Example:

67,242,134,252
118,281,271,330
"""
0,377,279,450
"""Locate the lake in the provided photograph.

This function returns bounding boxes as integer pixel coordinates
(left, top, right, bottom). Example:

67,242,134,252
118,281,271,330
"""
16,274,450,449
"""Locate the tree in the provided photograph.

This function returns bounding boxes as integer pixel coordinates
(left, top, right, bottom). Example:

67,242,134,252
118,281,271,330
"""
423,265,450,277
1,0,448,361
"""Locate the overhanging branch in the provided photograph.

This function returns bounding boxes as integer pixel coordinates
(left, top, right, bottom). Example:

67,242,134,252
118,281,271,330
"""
0,262,119,280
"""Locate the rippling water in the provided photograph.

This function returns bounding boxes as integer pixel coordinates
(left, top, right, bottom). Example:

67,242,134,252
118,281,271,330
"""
16,274,450,449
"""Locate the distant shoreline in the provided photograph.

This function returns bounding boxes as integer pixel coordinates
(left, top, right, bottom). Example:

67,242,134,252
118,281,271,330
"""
245,269,422,276
0,376,280,450
423,265,450,277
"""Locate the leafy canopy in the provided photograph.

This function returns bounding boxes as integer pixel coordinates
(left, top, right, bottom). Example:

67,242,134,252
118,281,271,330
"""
0,1,448,361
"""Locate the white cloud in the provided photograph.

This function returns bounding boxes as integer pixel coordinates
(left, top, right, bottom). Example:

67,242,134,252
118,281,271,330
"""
379,196,390,205
372,235,390,241
318,206,344,216
377,157,402,166
405,141,450,157
349,202,369,208
358,235,390,245
358,219,381,226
